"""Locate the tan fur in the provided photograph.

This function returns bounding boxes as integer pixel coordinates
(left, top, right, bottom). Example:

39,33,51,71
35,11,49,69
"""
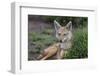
37,43,60,60
37,20,72,60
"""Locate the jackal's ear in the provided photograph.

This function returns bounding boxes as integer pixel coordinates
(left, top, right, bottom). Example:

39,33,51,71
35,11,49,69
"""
66,21,72,31
54,20,61,30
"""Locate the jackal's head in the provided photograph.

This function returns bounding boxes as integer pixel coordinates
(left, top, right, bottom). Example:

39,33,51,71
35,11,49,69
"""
54,20,72,43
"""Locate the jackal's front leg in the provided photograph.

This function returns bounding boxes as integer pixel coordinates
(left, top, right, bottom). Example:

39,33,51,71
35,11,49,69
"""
57,48,61,59
57,49,64,59
60,49,64,59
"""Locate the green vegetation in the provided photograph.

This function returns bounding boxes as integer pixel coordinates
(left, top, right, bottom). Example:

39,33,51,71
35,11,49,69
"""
31,29,57,53
64,27,88,59
42,16,88,28
41,29,54,35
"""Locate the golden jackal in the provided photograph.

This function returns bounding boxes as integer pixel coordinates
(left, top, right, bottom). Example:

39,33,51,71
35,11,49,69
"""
37,20,73,60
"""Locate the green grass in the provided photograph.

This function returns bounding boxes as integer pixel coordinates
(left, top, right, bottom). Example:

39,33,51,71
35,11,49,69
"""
64,27,88,59
30,29,57,52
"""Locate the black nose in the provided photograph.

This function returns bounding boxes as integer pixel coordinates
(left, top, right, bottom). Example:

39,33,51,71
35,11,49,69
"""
59,40,62,43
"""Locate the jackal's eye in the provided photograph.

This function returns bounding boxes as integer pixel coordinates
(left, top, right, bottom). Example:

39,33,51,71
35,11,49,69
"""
63,33,68,36
58,33,61,35
63,33,66,36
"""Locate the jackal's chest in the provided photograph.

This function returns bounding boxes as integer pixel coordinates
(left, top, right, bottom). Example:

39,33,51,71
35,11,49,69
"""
60,42,72,50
